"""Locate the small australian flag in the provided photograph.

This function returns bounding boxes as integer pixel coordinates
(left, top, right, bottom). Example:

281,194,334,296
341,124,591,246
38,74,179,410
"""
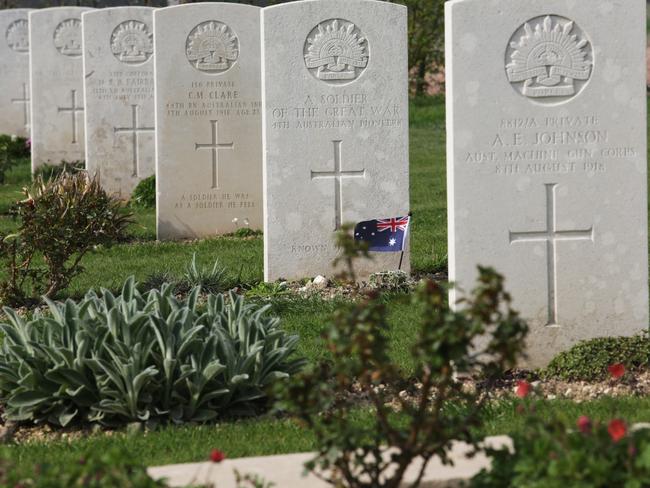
354,216,410,252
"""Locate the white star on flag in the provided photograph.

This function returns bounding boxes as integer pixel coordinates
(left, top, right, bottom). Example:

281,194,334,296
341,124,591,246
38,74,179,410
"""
389,238,396,246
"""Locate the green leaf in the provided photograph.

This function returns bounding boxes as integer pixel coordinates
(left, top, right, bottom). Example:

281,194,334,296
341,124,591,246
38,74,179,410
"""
8,390,50,407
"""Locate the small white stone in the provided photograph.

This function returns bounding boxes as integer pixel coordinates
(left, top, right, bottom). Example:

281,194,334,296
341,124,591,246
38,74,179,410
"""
312,275,329,289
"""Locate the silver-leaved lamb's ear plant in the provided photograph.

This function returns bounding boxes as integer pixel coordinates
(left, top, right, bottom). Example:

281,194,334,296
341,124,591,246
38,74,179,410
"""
0,277,305,427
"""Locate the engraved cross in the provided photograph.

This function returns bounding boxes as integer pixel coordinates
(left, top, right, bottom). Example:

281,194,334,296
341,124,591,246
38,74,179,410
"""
194,120,234,189
311,140,366,231
114,104,155,177
57,89,84,144
509,183,593,327
11,83,30,130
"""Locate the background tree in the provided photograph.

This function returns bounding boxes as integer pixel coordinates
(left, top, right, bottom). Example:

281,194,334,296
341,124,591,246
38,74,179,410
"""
393,0,446,96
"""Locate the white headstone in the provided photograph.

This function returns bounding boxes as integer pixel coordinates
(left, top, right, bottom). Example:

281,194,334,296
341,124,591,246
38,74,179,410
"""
262,0,409,282
83,7,155,198
154,4,263,239
30,7,93,171
0,9,32,138
446,0,648,367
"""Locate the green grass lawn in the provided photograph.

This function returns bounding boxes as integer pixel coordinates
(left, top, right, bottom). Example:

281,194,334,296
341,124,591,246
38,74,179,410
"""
5,396,650,476
0,96,447,289
0,97,446,472
3,95,650,473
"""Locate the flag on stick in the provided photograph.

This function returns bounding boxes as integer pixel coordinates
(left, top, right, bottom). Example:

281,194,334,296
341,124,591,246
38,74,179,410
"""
354,215,411,252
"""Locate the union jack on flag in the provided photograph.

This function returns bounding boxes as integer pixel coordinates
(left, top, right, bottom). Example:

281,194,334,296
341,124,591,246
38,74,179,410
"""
354,215,411,252
377,217,410,233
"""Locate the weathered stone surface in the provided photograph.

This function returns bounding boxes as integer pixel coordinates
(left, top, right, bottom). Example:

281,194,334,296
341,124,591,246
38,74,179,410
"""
154,4,262,240
446,0,648,367
262,0,410,282
83,7,155,198
0,9,32,138
30,7,92,170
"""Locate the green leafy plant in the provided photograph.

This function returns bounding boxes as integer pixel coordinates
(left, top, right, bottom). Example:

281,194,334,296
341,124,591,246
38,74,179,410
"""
368,270,411,292
332,222,370,283
230,227,263,238
183,253,228,294
0,277,304,427
0,134,30,183
472,379,650,487
0,172,132,304
473,417,650,487
543,334,650,381
245,281,291,300
273,228,528,488
131,174,156,208
140,270,179,294
33,160,85,180
0,445,167,487
235,470,276,488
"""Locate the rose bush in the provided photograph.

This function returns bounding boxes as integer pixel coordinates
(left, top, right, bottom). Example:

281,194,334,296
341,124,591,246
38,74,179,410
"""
472,363,650,487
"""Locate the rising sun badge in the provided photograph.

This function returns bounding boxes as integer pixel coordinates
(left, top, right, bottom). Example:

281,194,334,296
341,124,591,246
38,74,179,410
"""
53,18,82,58
186,21,239,74
506,15,592,103
111,20,153,65
6,19,28,53
304,19,369,85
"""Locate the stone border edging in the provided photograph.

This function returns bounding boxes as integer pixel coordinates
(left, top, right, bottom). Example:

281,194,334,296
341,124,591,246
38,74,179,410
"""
148,435,512,488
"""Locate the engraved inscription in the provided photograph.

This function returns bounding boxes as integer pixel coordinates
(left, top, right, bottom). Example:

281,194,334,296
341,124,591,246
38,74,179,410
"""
53,18,82,58
11,83,30,131
87,70,154,102
57,89,84,144
311,140,365,231
111,20,153,65
291,244,329,254
304,19,369,85
174,192,255,211
114,104,155,177
506,16,593,104
163,79,258,122
186,21,239,74
270,93,402,131
194,120,234,189
6,19,28,53
509,183,594,326
461,114,638,177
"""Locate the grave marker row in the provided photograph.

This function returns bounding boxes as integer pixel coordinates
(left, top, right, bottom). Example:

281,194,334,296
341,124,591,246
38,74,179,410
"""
18,1,409,284
0,0,647,367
